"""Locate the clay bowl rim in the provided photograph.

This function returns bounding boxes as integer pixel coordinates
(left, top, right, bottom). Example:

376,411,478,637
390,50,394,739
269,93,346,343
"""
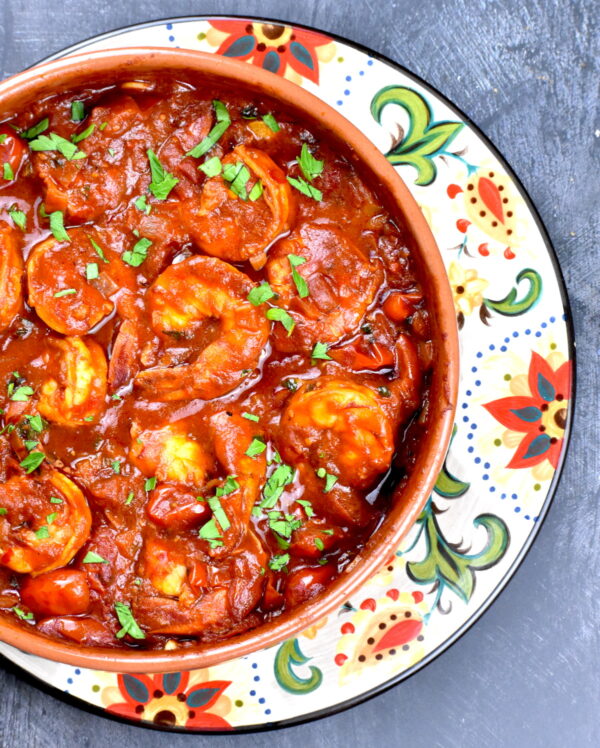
0,47,459,673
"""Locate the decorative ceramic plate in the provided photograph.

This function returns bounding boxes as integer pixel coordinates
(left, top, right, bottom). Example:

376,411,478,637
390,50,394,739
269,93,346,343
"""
0,16,574,732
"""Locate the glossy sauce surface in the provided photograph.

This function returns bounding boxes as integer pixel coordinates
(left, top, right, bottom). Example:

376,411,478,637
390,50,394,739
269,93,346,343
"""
0,78,432,648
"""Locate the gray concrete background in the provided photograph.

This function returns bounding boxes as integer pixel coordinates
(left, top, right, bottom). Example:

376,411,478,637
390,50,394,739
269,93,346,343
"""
0,1,597,745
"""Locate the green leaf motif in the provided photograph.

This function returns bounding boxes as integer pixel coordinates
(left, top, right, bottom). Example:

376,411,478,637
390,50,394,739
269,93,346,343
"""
371,86,463,186
274,638,323,694
484,269,542,316
407,508,509,603
434,425,470,498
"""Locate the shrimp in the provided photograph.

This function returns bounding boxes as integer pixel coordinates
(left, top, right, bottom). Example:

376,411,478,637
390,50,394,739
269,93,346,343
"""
129,423,213,486
130,411,266,556
279,377,394,488
0,221,23,331
182,144,295,268
0,468,92,575
27,227,136,335
134,256,270,401
37,337,107,426
132,529,267,636
32,94,148,222
266,223,383,353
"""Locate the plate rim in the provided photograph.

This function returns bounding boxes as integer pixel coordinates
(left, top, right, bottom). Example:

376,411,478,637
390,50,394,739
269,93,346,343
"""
1,12,577,734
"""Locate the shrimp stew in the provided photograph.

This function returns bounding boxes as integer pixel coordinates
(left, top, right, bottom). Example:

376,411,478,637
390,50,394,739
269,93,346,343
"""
0,77,433,649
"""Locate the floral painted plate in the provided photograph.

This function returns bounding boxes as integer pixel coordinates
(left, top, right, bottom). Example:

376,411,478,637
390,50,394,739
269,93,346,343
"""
0,16,574,732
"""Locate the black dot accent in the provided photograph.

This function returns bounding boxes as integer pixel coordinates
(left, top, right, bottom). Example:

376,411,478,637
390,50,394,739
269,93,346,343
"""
541,403,549,411
245,24,253,32
470,197,477,203
358,654,366,662
257,42,266,51
135,705,144,714
550,437,558,444
367,637,375,645
153,690,163,699
390,614,397,621
402,644,410,651
375,654,383,661
489,172,494,177
188,711,195,720
557,394,564,401
177,693,186,702
502,198,508,204
539,425,546,432
389,649,396,655
498,185,504,191
378,622,386,630
277,45,286,53
387,565,394,571
404,611,412,618
492,221,498,227
479,210,486,217
507,229,513,235
417,635,424,642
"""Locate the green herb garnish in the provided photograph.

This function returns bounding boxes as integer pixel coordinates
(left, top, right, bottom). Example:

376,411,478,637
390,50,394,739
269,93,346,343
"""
86,262,99,281
266,307,295,335
268,553,290,572
186,100,231,158
3,162,14,181
114,602,145,640
53,288,76,298
287,254,309,298
245,437,266,458
8,207,26,230
29,131,86,160
198,155,222,177
122,237,151,267
247,282,276,306
83,551,108,564
311,341,331,360
20,451,45,473
262,113,280,132
147,149,179,200
71,101,85,122
49,210,70,242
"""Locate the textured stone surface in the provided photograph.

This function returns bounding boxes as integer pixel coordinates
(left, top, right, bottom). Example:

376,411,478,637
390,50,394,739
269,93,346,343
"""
0,1,597,745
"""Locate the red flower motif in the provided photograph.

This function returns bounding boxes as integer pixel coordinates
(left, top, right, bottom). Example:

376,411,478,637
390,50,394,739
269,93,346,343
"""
209,20,333,84
107,671,232,730
484,352,571,470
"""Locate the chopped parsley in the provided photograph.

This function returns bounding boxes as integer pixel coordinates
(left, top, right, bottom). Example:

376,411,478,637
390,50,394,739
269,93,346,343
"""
198,517,223,548
311,341,331,360
49,496,63,504
207,496,231,532
144,476,156,491
21,118,49,140
222,161,251,200
13,606,34,621
26,414,45,432
268,553,290,572
111,460,121,474
29,131,86,160
53,288,76,298
186,99,231,158
297,143,324,181
245,437,266,458
20,451,45,473
71,101,85,122
0,508,6,516
122,236,151,267
262,113,280,132
247,281,276,306
217,475,240,496
49,210,70,242
0,134,6,144
114,601,145,640
287,175,323,201
259,463,295,510
147,149,179,200
71,123,95,143
125,491,134,505
248,180,263,201
296,498,315,518
288,254,309,298
35,525,50,539
266,307,295,335
198,155,222,177
83,551,108,564
46,512,57,525
89,236,108,263
24,440,38,451
268,511,302,539
134,194,151,214
86,262,99,281
316,467,338,492
242,412,259,422
10,385,33,401
3,162,14,181
314,537,325,551
8,207,26,230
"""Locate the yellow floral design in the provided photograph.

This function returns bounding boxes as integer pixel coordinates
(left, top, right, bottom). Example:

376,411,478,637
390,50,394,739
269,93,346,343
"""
448,261,489,315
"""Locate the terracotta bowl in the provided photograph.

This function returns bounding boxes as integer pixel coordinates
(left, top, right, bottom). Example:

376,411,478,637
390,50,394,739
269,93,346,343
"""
0,48,459,672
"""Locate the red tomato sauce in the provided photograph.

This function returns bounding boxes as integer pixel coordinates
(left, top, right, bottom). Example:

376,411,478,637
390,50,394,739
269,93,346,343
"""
0,78,432,649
